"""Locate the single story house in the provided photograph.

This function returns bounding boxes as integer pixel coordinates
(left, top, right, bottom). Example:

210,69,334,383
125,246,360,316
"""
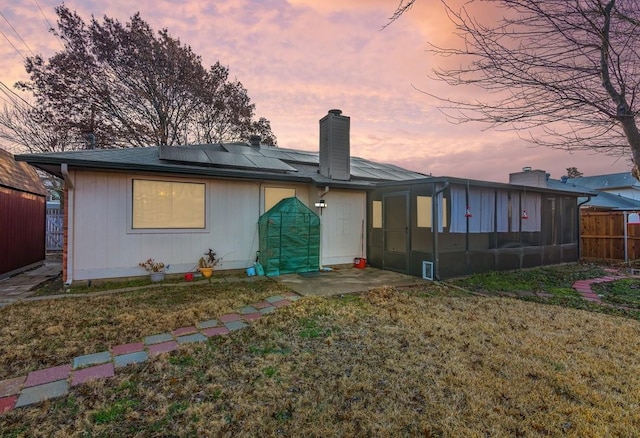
16,112,595,283
0,148,47,277
16,110,425,283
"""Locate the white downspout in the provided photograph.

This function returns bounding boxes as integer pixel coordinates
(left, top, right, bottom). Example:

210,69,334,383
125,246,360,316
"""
317,186,330,269
61,164,74,285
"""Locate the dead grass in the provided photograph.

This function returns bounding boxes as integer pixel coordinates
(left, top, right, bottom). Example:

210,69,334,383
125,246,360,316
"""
2,286,640,437
0,279,288,378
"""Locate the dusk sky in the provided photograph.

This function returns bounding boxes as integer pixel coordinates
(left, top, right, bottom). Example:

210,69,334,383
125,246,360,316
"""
0,0,632,182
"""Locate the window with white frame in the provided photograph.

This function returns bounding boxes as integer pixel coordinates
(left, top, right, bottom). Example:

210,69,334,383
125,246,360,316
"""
132,179,206,229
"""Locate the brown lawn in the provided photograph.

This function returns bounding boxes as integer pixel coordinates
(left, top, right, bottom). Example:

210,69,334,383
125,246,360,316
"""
1,284,639,437
0,279,289,378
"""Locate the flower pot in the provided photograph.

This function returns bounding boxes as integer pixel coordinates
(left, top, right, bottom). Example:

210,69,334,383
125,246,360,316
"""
198,267,214,278
149,271,165,282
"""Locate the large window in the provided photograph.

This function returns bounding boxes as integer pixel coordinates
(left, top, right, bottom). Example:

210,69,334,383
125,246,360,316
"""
132,179,205,229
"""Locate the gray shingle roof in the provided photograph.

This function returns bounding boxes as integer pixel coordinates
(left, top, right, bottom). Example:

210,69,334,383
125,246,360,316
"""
15,144,427,188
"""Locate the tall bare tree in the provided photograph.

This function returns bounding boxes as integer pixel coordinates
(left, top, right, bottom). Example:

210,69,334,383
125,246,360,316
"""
10,5,275,151
389,0,640,176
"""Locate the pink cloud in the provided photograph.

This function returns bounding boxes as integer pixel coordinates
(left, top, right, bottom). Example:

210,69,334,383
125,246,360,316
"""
0,0,632,179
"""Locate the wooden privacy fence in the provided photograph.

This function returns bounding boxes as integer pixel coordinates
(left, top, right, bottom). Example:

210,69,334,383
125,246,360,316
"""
581,211,640,261
46,207,63,251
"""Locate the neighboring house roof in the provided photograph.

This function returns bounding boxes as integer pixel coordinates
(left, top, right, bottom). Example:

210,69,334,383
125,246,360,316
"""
509,168,598,196
575,191,640,211
15,144,427,189
548,172,640,210
0,148,47,196
538,178,599,196
566,172,640,191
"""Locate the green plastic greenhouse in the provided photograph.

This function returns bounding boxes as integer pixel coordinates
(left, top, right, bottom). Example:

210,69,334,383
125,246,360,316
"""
258,197,320,276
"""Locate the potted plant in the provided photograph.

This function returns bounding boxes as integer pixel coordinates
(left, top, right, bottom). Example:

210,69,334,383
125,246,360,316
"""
198,249,220,279
139,258,166,282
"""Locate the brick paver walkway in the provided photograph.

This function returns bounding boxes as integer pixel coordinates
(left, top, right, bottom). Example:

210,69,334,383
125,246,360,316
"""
0,291,300,413
571,269,627,304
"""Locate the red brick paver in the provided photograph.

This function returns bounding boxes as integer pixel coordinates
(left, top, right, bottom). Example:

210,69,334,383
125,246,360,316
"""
147,340,178,357
202,326,230,337
0,395,17,413
272,299,292,308
112,342,145,356
242,312,262,321
172,326,198,337
24,364,71,388
219,313,242,323
0,376,25,397
71,363,115,387
252,301,272,309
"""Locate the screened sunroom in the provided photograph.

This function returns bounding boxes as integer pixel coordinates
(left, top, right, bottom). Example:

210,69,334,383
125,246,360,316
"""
368,177,592,280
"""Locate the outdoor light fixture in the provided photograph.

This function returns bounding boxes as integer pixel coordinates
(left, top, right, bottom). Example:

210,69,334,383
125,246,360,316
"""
629,212,640,225
314,200,327,208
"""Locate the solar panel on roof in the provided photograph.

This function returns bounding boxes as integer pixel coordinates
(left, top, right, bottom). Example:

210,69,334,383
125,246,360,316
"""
258,147,296,160
159,145,211,164
279,151,319,164
245,155,298,172
158,145,296,173
221,144,263,155
204,150,257,168
350,167,380,179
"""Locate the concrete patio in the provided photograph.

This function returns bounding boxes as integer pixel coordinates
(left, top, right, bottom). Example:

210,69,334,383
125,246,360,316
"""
275,266,426,297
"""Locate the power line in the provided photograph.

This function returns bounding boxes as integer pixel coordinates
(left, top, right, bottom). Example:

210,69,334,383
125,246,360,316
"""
0,26,25,60
0,80,34,110
0,11,35,56
33,0,63,49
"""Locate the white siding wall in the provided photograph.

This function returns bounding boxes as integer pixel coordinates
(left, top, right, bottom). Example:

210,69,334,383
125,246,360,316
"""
68,171,365,280
70,171,261,280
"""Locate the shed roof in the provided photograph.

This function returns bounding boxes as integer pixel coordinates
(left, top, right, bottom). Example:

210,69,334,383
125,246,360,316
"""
15,144,426,189
0,148,46,196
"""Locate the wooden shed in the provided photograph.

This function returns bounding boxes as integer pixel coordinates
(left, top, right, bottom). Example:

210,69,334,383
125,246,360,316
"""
0,149,47,277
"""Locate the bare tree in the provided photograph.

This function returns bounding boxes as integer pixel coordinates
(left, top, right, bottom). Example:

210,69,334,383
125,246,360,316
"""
388,0,640,176
0,104,78,153
191,63,277,146
10,5,275,151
